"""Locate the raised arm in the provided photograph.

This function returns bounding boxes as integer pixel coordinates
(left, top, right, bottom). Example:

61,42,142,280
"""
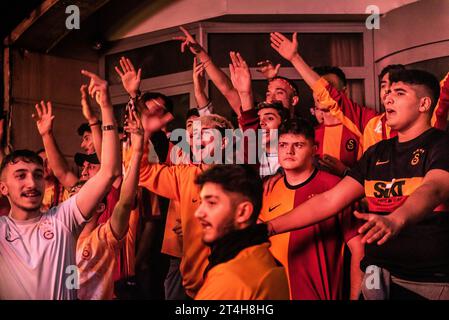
270,32,378,137
110,109,143,239
267,176,364,235
115,56,142,99
229,51,254,111
175,26,241,115
33,101,78,189
431,71,449,130
270,32,320,88
75,70,121,220
192,57,210,108
80,84,103,159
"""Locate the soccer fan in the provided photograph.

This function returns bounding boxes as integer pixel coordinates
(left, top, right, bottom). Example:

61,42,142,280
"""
265,69,449,300
124,112,233,298
312,66,363,177
270,32,449,151
228,51,290,177
194,164,289,300
259,118,364,299
0,69,121,299
76,109,143,300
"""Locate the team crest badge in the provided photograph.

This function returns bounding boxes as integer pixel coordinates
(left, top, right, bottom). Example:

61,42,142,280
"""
411,148,425,166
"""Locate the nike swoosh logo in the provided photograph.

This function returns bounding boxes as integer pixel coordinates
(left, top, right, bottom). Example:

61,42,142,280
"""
269,204,281,212
192,199,198,203
375,160,390,166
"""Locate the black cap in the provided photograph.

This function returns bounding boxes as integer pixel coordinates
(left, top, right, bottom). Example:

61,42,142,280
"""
74,153,100,167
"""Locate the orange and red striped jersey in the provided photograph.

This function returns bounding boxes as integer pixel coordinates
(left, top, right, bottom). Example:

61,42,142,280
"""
348,128,449,281
312,73,449,152
315,123,363,168
260,169,360,299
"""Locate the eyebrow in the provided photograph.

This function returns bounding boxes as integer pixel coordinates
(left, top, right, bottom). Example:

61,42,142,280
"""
392,87,407,93
259,112,278,117
202,195,219,201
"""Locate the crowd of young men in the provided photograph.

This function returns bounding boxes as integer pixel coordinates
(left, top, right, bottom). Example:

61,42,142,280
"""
0,28,448,300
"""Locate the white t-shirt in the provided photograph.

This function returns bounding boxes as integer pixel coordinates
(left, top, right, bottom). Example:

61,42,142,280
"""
259,152,280,178
0,195,87,300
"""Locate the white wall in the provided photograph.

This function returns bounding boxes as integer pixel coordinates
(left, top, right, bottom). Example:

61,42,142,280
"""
106,0,417,41
374,0,449,70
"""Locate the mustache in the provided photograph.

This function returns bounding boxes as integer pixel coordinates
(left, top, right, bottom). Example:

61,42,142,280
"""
20,189,42,197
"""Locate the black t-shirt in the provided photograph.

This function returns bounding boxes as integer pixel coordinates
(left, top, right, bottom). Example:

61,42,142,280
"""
348,128,449,282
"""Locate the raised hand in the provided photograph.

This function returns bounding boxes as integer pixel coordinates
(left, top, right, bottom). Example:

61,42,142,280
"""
124,109,144,153
81,70,111,108
173,26,204,54
80,84,98,123
270,32,299,62
193,57,206,91
114,57,141,97
229,51,252,94
256,60,281,79
33,101,55,136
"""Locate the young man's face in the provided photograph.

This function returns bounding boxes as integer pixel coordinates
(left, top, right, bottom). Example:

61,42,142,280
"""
310,106,325,124
81,131,95,154
0,160,45,212
80,161,100,181
191,125,226,162
380,72,392,107
384,81,426,131
265,78,298,110
278,133,316,171
258,108,282,146
195,182,239,244
186,115,199,146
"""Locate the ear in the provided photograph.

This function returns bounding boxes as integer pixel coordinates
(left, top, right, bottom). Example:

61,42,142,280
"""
312,143,318,155
235,201,254,227
343,86,349,96
96,202,106,214
0,181,8,197
418,96,432,113
292,95,299,107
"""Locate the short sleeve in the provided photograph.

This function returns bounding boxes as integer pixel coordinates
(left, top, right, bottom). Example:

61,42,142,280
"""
346,147,373,186
425,132,449,172
49,195,87,235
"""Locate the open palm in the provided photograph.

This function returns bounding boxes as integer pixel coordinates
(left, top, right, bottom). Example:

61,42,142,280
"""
33,101,55,136
229,51,252,94
270,32,298,61
115,57,141,96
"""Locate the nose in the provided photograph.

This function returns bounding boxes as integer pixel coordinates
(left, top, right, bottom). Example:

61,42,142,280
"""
384,91,394,106
194,204,205,219
81,166,89,178
286,144,295,155
266,92,275,103
24,174,38,189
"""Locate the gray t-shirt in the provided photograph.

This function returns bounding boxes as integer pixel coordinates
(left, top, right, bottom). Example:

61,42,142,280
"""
0,195,87,300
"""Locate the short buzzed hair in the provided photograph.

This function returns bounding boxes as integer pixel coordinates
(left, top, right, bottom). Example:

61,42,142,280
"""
0,150,43,177
195,165,263,224
389,69,440,113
